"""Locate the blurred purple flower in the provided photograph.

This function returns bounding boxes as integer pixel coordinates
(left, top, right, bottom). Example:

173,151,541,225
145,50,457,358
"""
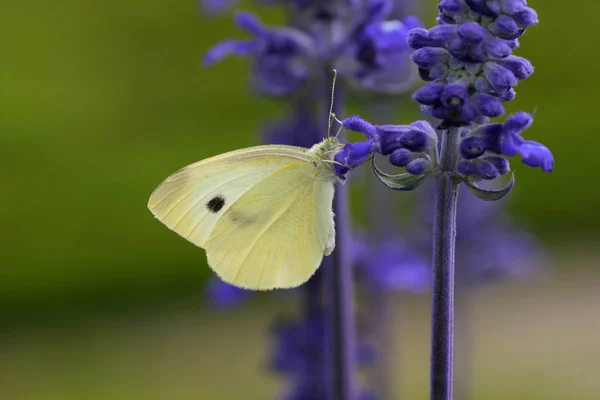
199,0,240,15
204,3,423,95
263,108,322,148
205,277,251,309
270,309,377,400
353,235,431,292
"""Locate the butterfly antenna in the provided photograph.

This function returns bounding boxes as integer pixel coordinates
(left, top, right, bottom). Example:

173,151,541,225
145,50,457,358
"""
327,69,338,138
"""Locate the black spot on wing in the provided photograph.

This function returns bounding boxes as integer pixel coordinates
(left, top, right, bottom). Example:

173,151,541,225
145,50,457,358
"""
206,195,226,213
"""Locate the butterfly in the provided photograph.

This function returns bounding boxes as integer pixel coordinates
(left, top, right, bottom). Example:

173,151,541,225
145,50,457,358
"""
147,136,344,290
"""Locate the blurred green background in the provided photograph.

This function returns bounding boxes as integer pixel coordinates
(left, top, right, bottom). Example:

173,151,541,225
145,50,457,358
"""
1,0,598,399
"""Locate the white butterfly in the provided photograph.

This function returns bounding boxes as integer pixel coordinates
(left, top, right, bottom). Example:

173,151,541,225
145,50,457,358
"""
148,137,343,290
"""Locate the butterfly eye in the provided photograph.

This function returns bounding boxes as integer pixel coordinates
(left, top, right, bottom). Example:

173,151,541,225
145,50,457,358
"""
206,195,226,213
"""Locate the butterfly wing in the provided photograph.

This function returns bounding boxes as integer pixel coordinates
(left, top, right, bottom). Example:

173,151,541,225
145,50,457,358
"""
148,146,335,290
148,146,311,247
205,161,334,289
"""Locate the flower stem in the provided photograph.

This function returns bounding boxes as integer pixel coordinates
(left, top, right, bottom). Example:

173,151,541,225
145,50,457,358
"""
324,76,356,400
430,127,460,400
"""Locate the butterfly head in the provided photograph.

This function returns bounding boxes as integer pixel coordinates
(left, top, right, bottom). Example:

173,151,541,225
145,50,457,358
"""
309,137,342,159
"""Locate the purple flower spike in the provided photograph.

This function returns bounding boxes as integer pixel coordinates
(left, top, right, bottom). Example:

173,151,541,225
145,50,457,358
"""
404,0,540,127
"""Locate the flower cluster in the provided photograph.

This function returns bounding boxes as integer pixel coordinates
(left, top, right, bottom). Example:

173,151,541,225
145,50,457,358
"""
335,110,552,184
408,0,538,127
458,111,553,180
330,1,553,187
203,1,423,95
334,115,439,179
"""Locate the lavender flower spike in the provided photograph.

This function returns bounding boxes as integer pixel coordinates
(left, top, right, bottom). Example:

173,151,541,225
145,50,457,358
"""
408,1,538,128
330,2,551,400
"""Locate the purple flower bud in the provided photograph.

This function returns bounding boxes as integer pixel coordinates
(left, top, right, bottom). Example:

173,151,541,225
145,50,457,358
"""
494,56,534,80
438,0,463,20
472,92,505,117
407,28,437,49
389,148,416,167
501,0,527,15
457,159,476,176
457,22,486,44
483,156,510,175
473,158,500,180
413,83,445,105
433,83,478,125
460,136,487,159
484,36,513,58
447,37,486,63
377,125,407,154
493,16,520,37
412,48,449,69
464,0,499,17
513,7,539,28
400,129,430,152
483,62,518,94
419,65,449,82
498,88,517,102
406,158,432,175
430,25,458,42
